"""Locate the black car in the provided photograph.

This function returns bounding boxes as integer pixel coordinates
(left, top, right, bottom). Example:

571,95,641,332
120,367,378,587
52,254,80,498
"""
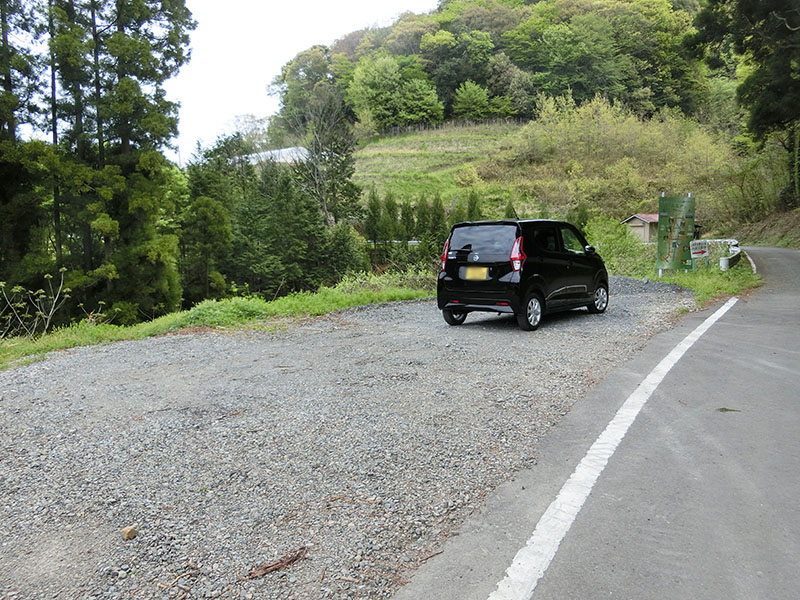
437,219,609,330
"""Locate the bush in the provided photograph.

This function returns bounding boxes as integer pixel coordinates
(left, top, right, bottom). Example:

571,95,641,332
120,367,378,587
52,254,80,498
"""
324,224,371,285
506,95,769,226
334,263,437,295
583,217,653,278
111,301,140,327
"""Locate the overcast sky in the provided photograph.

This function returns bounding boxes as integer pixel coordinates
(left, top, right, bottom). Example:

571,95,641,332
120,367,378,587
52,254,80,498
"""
163,0,440,164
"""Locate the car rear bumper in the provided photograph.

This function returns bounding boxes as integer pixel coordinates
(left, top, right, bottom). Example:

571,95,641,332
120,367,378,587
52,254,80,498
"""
440,300,517,314
437,273,522,313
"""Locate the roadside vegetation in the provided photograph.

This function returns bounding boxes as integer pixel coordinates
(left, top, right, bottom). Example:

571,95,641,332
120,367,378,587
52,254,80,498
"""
0,268,432,369
1,215,761,369
585,217,762,305
660,264,761,305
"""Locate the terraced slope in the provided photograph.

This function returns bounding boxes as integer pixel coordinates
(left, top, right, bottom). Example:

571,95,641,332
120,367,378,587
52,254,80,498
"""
353,122,523,207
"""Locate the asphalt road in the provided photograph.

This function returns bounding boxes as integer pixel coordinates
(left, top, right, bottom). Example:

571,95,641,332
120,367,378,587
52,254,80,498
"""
394,246,800,600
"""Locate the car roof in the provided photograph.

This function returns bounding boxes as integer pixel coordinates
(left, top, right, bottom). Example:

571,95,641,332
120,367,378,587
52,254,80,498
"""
451,219,566,227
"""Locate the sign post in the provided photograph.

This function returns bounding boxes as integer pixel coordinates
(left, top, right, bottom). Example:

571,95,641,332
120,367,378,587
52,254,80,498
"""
690,239,709,269
656,194,696,275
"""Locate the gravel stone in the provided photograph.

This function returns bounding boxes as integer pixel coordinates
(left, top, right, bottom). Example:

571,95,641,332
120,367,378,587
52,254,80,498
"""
0,276,693,599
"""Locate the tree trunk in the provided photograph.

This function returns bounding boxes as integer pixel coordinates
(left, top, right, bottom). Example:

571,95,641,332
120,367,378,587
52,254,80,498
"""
115,0,131,159
0,3,16,141
83,222,93,271
48,1,63,268
90,0,104,168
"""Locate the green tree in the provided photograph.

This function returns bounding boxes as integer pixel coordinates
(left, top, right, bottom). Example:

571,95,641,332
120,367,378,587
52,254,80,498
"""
324,223,369,283
427,194,448,247
528,17,627,103
606,0,702,113
95,0,195,317
414,195,431,240
364,187,384,249
381,192,399,242
466,189,482,220
693,0,800,207
269,45,332,142
0,0,39,142
180,195,231,304
232,161,329,298
501,7,558,70
452,80,489,120
439,0,526,44
2,0,195,323
448,199,467,227
0,141,50,284
348,52,444,130
502,0,701,111
419,29,458,64
458,30,494,76
348,53,403,130
384,13,439,55
293,82,361,226
488,94,515,118
421,28,497,113
400,199,415,242
397,78,444,125
1,2,47,286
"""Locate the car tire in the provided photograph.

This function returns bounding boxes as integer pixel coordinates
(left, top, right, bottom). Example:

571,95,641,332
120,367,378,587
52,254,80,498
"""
587,283,609,314
517,292,543,331
442,309,467,326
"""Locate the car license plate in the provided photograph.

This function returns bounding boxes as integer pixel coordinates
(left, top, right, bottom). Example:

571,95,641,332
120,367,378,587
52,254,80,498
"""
464,266,488,280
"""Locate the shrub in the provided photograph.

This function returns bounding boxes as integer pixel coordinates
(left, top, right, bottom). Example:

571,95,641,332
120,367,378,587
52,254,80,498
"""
506,95,776,227
324,224,371,284
583,217,653,278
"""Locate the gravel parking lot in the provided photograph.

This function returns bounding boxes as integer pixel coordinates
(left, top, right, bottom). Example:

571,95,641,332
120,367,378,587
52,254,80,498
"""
0,276,693,600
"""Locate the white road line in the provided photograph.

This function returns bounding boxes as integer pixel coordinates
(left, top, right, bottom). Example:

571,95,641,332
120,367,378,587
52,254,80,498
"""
487,297,739,600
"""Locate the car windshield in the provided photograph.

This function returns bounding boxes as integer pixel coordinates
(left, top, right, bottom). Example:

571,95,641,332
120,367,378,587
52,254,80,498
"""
449,224,518,253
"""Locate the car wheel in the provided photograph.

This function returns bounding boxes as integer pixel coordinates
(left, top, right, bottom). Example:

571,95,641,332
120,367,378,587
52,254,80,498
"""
517,292,543,331
587,283,609,314
442,309,467,326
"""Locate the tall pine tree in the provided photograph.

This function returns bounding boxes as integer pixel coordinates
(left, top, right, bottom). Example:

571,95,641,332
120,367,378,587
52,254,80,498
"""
42,0,196,318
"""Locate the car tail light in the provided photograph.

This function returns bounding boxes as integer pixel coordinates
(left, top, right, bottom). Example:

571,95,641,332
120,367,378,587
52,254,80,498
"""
510,236,526,271
440,238,450,271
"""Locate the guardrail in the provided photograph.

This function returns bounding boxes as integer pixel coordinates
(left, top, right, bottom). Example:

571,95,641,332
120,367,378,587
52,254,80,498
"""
719,240,741,271
690,238,744,271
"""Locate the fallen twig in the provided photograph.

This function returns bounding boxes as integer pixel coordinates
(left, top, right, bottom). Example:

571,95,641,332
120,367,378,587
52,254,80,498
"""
420,550,444,563
247,546,309,579
157,572,192,589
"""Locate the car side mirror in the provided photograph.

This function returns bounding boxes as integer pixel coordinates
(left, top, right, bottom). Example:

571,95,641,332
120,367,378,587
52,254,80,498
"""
585,245,596,254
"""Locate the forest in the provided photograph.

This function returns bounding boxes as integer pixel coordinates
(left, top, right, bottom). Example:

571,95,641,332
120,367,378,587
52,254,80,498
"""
1,0,798,335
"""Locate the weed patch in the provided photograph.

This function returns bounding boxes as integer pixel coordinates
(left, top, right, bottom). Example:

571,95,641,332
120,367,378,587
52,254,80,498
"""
0,269,433,369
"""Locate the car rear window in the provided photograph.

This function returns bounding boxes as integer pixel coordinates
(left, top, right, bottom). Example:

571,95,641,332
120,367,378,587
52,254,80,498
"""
449,224,518,253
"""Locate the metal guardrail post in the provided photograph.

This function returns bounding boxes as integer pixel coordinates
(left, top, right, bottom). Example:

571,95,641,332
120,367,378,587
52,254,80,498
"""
719,240,741,271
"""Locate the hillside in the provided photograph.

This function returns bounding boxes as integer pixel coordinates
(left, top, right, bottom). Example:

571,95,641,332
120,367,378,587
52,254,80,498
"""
353,121,523,209
353,97,791,236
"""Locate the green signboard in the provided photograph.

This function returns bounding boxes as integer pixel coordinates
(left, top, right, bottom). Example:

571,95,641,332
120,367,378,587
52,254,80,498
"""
656,195,695,271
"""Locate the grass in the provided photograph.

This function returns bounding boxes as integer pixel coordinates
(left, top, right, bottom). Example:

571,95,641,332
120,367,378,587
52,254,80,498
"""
658,258,762,305
0,269,434,370
354,122,523,207
584,220,764,305
1,255,763,370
